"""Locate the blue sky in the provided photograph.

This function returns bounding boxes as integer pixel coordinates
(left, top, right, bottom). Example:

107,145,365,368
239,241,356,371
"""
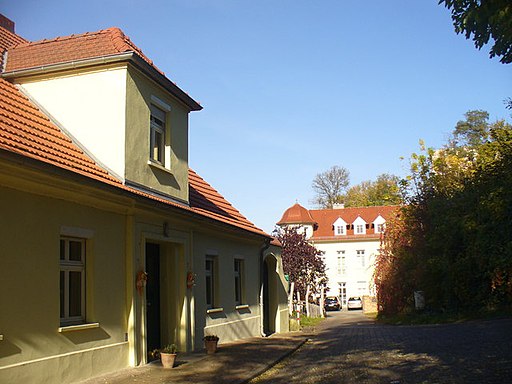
4,1,510,233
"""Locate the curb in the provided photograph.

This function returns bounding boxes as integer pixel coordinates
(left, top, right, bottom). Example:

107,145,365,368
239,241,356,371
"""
240,337,309,384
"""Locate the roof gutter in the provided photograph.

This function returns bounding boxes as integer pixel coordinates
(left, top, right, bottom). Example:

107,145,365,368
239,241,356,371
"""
1,52,135,78
1,52,202,111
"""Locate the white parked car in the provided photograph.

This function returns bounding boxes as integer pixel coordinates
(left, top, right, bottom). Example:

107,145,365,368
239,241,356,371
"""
347,296,363,310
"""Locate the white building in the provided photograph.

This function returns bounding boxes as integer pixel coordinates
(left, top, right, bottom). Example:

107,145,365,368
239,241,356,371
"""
277,203,398,307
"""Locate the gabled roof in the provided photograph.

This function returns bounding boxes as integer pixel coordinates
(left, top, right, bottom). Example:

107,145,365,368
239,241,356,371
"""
2,26,202,111
0,21,267,239
4,27,160,74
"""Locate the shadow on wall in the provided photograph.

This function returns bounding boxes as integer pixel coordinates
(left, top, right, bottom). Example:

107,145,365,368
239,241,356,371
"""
62,327,111,344
150,167,180,190
0,338,21,358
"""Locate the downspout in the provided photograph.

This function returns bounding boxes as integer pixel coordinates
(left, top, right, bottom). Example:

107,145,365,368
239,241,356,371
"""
259,237,271,337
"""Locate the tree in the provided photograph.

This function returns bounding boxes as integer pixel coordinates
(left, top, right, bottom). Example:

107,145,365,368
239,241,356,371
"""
274,226,327,298
345,174,402,207
375,109,512,315
439,0,512,63
311,165,350,208
452,110,490,147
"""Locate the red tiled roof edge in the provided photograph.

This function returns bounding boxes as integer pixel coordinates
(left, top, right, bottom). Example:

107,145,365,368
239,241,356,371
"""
4,27,164,75
188,169,269,238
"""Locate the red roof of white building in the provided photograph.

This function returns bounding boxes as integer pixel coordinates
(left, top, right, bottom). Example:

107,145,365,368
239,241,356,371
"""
278,202,399,241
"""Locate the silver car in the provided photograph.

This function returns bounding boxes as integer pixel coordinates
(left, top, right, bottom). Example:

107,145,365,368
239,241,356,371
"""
347,296,363,310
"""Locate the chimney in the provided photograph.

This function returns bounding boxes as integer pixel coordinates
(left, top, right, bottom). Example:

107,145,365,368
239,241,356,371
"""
332,203,345,209
0,14,15,33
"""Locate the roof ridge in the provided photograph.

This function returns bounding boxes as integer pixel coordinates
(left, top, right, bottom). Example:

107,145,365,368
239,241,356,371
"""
11,28,115,49
105,27,164,75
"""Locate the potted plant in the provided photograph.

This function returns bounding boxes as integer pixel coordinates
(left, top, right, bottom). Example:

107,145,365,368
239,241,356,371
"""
203,334,219,354
159,343,177,368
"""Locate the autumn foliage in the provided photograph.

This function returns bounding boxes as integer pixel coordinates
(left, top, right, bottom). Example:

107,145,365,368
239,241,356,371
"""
375,112,512,314
274,227,327,298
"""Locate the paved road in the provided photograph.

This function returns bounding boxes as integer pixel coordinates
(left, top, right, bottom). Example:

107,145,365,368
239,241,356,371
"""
250,310,512,384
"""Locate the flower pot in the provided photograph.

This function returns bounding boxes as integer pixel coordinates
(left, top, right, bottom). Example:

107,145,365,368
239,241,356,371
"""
160,352,177,368
204,339,218,354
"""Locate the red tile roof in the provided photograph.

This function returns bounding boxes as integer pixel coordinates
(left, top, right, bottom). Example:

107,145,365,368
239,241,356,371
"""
189,169,267,236
4,27,163,75
278,203,398,241
310,205,398,240
0,23,267,239
277,203,317,225
0,19,28,70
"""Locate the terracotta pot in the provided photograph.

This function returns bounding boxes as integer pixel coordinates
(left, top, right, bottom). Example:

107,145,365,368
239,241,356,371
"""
160,352,177,368
204,339,218,354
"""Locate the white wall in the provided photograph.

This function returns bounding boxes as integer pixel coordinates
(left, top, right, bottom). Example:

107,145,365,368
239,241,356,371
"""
20,67,128,180
316,239,380,304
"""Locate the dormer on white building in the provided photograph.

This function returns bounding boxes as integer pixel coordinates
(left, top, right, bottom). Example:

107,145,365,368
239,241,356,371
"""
333,217,347,236
373,214,386,234
353,216,367,235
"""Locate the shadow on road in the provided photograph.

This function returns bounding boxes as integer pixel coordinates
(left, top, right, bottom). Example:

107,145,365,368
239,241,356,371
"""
251,312,512,384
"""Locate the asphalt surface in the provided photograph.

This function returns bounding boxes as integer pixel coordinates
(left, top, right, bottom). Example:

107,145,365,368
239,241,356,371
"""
250,310,512,384
79,311,512,384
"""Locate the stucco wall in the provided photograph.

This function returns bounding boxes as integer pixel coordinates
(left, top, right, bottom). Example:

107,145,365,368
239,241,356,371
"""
192,231,263,349
19,66,128,180
315,238,380,302
0,185,129,383
125,66,190,202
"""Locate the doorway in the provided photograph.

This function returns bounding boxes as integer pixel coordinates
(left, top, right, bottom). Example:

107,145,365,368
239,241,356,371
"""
263,255,278,336
145,242,161,360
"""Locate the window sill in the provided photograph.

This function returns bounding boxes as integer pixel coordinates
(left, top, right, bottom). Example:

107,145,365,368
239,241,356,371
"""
58,322,100,333
235,304,249,310
206,307,224,314
148,160,172,175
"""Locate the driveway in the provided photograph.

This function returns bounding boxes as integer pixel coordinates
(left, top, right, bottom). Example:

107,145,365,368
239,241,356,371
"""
250,310,512,384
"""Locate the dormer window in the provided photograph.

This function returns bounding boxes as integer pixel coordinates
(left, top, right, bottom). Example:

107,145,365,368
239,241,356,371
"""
333,217,347,236
373,215,386,234
150,105,166,164
353,216,367,235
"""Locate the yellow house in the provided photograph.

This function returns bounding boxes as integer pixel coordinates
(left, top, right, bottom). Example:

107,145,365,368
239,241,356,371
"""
0,15,289,384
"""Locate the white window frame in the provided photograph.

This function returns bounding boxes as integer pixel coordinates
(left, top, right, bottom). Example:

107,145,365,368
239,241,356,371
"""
356,250,365,268
205,256,216,309
234,258,244,305
149,104,166,165
336,250,345,275
376,223,385,233
355,224,364,234
336,225,345,235
338,282,347,306
60,237,86,326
